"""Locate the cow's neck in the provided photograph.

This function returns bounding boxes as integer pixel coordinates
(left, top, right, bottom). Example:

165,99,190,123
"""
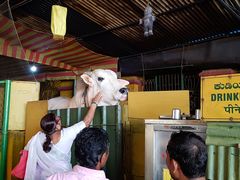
69,88,85,108
70,85,99,107
70,78,88,108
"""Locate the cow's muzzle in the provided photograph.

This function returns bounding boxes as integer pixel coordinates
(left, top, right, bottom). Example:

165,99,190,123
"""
119,88,128,94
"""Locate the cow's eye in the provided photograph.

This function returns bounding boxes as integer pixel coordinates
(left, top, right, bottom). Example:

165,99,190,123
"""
98,77,104,82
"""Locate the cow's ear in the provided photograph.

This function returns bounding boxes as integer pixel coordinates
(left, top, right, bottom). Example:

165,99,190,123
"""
118,79,129,86
81,74,94,86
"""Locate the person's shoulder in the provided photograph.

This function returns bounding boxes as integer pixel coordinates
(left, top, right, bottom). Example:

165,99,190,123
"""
47,171,79,180
80,175,109,180
26,131,43,143
37,131,46,140
79,172,109,180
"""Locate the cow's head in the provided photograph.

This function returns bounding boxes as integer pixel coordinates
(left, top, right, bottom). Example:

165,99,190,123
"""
81,69,129,105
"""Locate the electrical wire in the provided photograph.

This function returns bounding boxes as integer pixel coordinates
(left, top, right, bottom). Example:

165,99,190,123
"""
6,0,38,82
141,53,146,89
180,45,185,90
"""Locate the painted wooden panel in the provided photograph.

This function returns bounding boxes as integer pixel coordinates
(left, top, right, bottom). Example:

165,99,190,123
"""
9,81,40,130
128,91,190,119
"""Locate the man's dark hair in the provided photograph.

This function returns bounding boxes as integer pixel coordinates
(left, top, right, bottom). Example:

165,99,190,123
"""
75,127,109,169
167,131,207,178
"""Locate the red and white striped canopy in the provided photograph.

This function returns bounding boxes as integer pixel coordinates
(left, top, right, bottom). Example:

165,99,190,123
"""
0,15,117,77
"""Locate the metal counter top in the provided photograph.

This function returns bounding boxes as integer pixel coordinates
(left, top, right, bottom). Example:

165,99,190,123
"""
145,119,206,125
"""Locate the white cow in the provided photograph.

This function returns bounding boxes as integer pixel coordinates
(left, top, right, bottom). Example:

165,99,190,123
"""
48,69,129,110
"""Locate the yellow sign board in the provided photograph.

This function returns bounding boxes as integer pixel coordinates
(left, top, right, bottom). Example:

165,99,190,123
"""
128,91,189,119
201,74,240,121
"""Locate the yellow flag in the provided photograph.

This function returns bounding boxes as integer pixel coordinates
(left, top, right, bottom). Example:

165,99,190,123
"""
51,5,67,40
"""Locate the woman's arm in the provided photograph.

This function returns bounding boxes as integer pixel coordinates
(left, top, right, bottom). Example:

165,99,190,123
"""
83,92,102,127
60,93,102,144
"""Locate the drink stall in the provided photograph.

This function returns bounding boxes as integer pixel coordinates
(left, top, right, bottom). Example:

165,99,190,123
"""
145,119,206,180
144,72,240,180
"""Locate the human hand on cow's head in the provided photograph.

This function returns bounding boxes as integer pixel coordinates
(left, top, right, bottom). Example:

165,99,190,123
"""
91,92,102,106
83,92,103,127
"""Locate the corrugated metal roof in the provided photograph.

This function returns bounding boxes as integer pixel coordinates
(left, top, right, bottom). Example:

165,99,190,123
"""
14,0,239,58
64,0,240,52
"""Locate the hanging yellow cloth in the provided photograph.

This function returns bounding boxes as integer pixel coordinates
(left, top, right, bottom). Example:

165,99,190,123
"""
51,5,67,40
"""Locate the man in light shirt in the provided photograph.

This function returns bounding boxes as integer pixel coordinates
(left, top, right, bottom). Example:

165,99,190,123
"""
48,127,109,180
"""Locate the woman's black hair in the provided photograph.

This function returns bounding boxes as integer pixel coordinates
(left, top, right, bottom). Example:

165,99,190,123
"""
40,113,57,153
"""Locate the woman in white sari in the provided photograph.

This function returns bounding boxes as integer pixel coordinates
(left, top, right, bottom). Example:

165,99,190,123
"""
24,93,102,180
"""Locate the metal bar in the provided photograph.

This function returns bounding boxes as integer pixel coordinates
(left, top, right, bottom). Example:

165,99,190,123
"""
102,106,107,130
56,109,60,116
145,124,155,180
181,72,184,90
0,80,11,180
167,74,170,90
218,146,225,180
208,145,215,180
170,74,172,90
117,104,121,125
158,75,161,90
170,74,173,90
165,75,168,90
160,75,163,90
149,79,152,91
228,146,235,180
77,107,81,122
238,147,240,180
66,108,70,126
144,81,147,91
73,79,77,96
174,74,177,90
155,76,158,91
116,104,122,179
151,80,154,91
177,73,180,90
